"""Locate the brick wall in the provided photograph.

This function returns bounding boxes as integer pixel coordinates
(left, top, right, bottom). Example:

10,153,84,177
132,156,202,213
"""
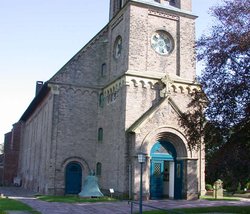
3,122,22,186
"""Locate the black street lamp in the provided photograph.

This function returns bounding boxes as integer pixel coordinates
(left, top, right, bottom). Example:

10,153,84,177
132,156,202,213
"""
138,152,146,214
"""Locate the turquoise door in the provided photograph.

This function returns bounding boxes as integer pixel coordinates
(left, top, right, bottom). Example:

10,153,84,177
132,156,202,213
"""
150,141,183,200
65,162,82,194
150,161,164,199
174,160,183,199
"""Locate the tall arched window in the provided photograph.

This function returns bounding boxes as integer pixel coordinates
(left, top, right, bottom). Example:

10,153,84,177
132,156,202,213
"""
96,162,102,176
98,128,103,142
101,63,107,77
99,93,104,108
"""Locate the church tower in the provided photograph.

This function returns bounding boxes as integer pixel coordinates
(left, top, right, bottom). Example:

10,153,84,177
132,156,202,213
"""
104,0,205,200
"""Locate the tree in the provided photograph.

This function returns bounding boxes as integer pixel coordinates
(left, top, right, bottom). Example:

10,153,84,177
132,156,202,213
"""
195,0,250,189
197,0,250,128
179,91,207,151
205,117,250,190
180,0,250,189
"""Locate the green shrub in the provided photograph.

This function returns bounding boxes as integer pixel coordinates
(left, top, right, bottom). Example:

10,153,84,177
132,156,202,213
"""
205,184,213,191
246,182,250,190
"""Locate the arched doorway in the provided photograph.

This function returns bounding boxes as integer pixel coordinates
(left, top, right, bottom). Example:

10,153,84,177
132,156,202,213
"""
65,162,82,194
150,141,183,199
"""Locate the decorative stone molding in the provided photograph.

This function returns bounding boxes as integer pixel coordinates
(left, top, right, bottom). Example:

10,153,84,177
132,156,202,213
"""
148,9,179,21
48,84,60,95
125,74,201,94
48,83,99,97
103,77,126,96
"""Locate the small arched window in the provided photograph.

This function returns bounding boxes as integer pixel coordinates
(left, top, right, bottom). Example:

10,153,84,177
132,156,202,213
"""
98,128,103,142
101,63,107,77
99,93,104,108
96,162,102,176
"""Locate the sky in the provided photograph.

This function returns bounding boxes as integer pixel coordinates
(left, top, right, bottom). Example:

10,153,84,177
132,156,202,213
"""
0,0,222,145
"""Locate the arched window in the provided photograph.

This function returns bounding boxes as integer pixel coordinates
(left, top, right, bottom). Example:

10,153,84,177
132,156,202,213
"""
96,162,102,176
101,63,107,77
99,93,104,108
98,128,103,142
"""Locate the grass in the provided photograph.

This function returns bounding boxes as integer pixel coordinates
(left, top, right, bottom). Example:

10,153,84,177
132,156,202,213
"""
142,206,250,213
200,195,241,201
36,195,117,203
0,198,40,214
233,192,250,198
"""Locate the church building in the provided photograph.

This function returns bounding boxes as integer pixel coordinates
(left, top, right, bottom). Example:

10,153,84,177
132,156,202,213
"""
3,0,205,200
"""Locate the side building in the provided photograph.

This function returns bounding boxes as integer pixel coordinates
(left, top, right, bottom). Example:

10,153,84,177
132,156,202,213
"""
3,0,205,200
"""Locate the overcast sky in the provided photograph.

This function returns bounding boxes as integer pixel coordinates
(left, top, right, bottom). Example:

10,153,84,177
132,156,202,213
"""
0,0,221,145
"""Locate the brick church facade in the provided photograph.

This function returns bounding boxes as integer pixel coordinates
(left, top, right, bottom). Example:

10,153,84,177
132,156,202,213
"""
2,0,205,200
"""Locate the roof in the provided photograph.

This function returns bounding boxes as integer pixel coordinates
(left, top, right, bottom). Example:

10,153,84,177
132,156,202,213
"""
20,82,50,122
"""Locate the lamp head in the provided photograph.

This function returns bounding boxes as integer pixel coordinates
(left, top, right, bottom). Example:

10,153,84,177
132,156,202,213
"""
138,153,147,163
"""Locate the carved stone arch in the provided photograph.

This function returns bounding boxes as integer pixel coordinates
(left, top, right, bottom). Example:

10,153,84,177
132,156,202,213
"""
60,86,67,94
186,87,191,94
62,156,90,173
82,90,90,95
140,80,146,88
139,126,190,158
131,79,138,87
90,90,99,98
66,87,75,94
171,84,177,93
75,89,82,95
148,81,154,89
179,86,184,93
192,88,198,93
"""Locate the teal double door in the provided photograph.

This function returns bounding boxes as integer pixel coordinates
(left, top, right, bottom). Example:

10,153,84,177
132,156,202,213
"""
65,162,82,194
150,141,183,200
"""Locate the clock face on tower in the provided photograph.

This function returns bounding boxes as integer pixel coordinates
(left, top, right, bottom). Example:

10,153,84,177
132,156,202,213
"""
151,31,173,55
114,36,122,59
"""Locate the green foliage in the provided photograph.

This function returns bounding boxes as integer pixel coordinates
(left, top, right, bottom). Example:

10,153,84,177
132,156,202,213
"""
237,182,242,192
206,118,250,191
37,195,117,203
0,198,39,213
178,91,207,151
205,184,213,191
201,195,240,201
196,0,250,192
197,0,250,128
246,182,250,190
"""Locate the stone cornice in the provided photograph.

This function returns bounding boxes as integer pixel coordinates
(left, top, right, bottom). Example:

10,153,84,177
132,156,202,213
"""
131,0,198,19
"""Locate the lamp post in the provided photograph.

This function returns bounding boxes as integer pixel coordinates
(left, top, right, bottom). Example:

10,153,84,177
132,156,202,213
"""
138,152,146,214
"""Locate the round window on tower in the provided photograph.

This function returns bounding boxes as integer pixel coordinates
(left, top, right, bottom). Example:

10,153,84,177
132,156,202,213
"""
151,30,174,55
